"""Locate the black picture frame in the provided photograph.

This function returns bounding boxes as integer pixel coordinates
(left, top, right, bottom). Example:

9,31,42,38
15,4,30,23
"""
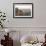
13,3,33,18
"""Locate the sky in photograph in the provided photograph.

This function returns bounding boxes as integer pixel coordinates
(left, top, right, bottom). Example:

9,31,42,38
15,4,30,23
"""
15,4,32,9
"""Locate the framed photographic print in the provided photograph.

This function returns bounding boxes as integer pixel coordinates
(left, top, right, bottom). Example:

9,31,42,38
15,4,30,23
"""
13,3,33,18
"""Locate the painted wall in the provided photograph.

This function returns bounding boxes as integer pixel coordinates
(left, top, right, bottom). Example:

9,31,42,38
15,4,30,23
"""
0,0,46,27
0,0,46,46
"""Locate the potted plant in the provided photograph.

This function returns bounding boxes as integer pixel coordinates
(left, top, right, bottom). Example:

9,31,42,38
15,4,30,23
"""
0,11,6,28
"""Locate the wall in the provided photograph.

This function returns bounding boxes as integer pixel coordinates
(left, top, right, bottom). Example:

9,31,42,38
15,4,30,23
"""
0,0,46,27
0,0,46,46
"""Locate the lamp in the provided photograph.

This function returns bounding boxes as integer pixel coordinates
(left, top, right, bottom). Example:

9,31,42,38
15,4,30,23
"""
5,29,10,33
5,29,10,37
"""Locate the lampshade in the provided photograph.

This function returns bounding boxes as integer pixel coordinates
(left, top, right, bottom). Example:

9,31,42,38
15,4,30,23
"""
5,29,10,33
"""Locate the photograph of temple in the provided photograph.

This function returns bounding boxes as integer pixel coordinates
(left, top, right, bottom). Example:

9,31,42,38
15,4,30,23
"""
13,3,33,17
15,8,31,16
